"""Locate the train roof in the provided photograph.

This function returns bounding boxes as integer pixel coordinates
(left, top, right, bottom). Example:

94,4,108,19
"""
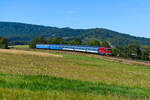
36,44,111,48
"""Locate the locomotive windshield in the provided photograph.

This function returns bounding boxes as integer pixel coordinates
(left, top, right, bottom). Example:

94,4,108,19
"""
106,49,112,51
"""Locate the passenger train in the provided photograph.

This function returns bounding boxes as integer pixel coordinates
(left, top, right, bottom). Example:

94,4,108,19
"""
36,44,112,55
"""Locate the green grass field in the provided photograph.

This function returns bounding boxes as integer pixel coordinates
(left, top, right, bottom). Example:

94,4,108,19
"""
0,45,149,100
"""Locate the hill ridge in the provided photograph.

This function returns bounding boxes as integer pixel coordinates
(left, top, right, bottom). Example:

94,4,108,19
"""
0,21,150,46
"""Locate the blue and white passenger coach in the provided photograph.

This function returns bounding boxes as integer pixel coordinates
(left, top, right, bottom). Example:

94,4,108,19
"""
36,44,112,55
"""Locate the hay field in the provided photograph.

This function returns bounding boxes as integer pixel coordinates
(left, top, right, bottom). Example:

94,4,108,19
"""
0,47,150,100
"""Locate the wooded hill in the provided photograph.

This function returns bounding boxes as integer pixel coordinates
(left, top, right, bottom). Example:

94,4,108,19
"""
0,22,150,47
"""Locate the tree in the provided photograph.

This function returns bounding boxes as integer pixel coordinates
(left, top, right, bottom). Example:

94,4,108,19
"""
69,38,82,45
88,39,101,46
29,37,47,48
112,48,120,57
116,46,125,57
52,37,68,44
9,41,28,46
47,38,53,44
101,41,111,48
112,46,131,58
128,44,141,59
0,37,8,49
141,46,150,60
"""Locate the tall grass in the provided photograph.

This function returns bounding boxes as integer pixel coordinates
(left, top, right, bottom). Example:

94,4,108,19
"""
0,73,149,99
0,88,137,100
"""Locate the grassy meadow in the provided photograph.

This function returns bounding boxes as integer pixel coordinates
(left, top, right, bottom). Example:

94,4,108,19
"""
9,45,29,49
0,45,149,100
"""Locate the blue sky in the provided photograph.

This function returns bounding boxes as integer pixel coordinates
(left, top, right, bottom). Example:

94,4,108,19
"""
0,0,150,38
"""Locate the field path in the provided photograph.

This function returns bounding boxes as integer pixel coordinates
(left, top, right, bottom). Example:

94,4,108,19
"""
94,55,150,66
0,49,63,57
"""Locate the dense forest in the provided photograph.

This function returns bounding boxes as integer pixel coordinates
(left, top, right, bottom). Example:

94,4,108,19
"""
1,22,150,47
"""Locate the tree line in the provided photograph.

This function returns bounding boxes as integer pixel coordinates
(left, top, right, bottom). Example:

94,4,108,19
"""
112,44,150,60
30,37,150,61
0,36,149,61
29,37,111,48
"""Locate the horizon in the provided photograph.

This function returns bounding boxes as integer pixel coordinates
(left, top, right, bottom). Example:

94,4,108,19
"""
1,0,150,38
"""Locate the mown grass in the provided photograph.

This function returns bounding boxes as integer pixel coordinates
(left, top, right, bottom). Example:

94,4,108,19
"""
0,74,149,100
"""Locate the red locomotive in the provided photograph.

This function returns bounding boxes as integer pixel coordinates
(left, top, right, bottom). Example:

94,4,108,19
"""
99,47,112,56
